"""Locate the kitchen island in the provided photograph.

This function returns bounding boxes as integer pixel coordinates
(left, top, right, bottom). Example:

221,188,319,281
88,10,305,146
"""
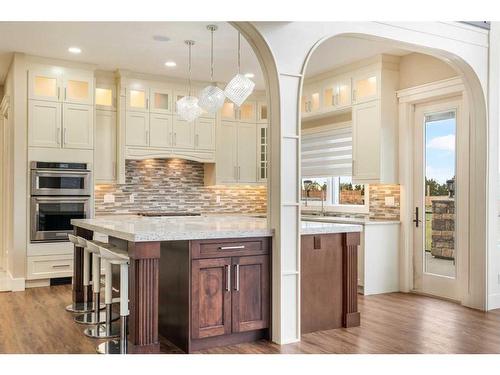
71,215,362,353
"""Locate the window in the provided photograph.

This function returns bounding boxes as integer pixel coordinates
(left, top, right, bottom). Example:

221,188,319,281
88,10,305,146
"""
301,176,368,213
301,123,368,213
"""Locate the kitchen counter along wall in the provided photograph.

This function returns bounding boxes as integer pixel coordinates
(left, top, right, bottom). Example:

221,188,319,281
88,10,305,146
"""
94,159,267,215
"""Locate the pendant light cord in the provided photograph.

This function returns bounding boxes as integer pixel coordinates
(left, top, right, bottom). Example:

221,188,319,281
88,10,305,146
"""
237,32,241,74
210,28,214,82
188,42,192,96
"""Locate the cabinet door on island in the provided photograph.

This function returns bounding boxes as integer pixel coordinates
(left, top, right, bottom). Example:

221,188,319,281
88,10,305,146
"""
191,257,232,339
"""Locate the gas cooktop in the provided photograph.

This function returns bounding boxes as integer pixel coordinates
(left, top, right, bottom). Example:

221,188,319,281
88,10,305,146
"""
137,212,201,217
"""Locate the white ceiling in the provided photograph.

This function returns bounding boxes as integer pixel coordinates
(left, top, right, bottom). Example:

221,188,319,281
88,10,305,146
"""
0,22,264,87
0,23,412,90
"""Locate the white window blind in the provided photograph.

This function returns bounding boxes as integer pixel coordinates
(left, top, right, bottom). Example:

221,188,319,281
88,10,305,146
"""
301,124,352,177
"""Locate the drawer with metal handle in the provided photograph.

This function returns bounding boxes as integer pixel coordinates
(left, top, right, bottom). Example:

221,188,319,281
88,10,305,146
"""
191,237,270,259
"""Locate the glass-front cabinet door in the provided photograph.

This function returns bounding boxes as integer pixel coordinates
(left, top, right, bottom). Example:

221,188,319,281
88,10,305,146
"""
95,85,116,110
257,124,268,182
239,101,256,122
63,74,93,105
334,78,352,108
150,88,173,114
221,101,237,121
302,86,321,115
29,69,61,102
258,101,268,123
127,87,149,112
352,72,378,104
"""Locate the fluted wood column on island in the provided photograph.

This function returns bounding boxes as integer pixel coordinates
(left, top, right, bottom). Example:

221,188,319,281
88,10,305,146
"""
343,232,361,328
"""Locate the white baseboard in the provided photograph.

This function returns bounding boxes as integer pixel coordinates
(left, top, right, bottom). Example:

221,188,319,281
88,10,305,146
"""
487,293,500,310
0,271,26,292
25,279,50,288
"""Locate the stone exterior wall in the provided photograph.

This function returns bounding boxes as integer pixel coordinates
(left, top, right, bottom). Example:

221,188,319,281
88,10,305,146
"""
94,159,267,215
431,199,455,259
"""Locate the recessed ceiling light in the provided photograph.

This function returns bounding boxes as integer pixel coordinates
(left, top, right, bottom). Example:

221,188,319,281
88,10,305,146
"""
68,47,82,54
153,35,171,42
165,61,177,67
244,72,255,78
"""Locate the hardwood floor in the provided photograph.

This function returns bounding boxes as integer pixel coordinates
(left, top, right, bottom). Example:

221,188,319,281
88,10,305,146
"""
1,284,499,354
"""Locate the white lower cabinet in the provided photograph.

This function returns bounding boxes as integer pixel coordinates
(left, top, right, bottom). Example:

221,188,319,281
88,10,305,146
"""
27,254,73,280
126,111,149,146
62,103,93,149
358,223,400,295
172,116,195,149
95,110,117,183
149,113,173,148
28,100,62,148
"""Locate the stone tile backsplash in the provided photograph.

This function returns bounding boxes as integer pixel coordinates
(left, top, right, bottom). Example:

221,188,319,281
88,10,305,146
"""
368,184,400,220
94,159,267,215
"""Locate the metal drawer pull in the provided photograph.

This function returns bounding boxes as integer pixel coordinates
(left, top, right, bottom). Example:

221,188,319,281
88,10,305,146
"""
219,245,245,250
235,264,240,291
225,264,231,291
52,264,70,268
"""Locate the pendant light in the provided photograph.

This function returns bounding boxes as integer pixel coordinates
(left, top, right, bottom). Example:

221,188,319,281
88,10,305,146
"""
176,40,202,122
224,31,255,107
198,25,226,113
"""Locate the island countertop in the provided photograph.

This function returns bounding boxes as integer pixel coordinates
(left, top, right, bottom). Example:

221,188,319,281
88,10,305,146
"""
71,215,362,242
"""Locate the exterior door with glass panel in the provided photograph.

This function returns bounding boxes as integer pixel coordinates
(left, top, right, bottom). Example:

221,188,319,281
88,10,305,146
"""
413,99,461,300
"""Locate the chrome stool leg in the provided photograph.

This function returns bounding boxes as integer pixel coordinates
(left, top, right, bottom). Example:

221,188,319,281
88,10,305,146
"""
97,260,130,354
75,250,118,325
84,259,119,338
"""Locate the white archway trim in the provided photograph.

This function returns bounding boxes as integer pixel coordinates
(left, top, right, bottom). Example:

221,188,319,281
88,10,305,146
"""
396,77,477,308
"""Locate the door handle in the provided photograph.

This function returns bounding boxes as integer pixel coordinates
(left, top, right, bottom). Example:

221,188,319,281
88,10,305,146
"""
413,207,422,228
63,128,67,145
225,264,231,291
234,264,240,291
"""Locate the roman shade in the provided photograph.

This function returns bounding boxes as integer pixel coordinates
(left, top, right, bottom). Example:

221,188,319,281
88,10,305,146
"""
301,124,352,177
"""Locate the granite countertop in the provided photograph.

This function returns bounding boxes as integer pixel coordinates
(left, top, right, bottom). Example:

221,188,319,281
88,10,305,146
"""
301,215,400,226
72,215,362,242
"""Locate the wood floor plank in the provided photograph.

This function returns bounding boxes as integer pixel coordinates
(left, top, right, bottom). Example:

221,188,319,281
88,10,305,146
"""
1,286,499,354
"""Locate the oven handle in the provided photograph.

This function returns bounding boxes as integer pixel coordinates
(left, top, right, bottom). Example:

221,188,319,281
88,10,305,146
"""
31,196,90,202
32,170,91,176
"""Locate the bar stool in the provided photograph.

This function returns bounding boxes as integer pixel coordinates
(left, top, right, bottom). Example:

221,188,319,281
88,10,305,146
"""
74,238,118,325
83,241,120,339
95,243,130,354
65,234,94,313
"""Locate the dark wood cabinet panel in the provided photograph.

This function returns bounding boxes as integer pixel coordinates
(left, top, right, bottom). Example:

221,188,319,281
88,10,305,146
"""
191,257,232,339
191,237,269,259
301,234,344,334
232,255,270,333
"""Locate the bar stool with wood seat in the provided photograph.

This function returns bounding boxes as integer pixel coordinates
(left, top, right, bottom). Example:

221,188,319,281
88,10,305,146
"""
95,242,130,354
65,234,94,313
74,237,118,325
83,241,120,339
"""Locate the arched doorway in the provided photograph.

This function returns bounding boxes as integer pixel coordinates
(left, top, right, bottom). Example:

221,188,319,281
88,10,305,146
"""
234,22,489,345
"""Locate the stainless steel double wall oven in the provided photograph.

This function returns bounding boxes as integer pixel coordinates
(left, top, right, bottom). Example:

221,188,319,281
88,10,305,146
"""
30,162,91,242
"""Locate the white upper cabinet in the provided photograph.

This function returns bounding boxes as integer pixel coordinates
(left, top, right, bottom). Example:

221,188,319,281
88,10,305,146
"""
28,100,62,148
172,116,195,149
29,67,94,105
352,71,378,104
62,103,94,149
126,112,149,147
221,101,237,121
237,122,257,183
257,101,268,123
62,73,93,105
95,110,117,183
29,68,61,102
352,100,380,181
149,113,173,148
324,77,352,110
195,117,215,151
239,101,257,123
301,84,321,115
127,87,149,112
149,88,173,114
216,121,239,183
95,84,116,110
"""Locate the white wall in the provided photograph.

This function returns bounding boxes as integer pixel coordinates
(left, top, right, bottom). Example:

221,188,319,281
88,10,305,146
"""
399,52,458,89
250,21,491,344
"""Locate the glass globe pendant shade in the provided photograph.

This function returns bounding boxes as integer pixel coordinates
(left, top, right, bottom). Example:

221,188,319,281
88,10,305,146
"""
224,73,255,107
198,85,226,113
176,95,202,122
